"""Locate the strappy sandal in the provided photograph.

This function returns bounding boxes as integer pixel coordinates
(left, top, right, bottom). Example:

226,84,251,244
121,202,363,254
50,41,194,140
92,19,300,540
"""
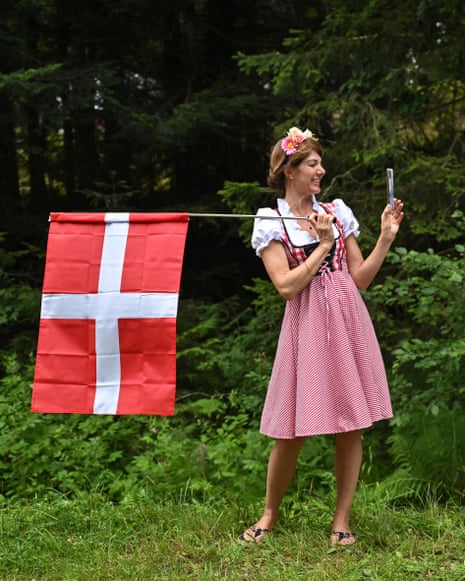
330,530,356,546
238,525,273,543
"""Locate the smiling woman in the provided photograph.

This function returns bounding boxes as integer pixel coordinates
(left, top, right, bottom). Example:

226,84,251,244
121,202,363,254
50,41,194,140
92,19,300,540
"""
239,126,404,546
268,127,324,193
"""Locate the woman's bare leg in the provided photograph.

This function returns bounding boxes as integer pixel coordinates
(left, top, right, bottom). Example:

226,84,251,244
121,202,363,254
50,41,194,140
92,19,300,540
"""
331,429,362,544
242,437,306,540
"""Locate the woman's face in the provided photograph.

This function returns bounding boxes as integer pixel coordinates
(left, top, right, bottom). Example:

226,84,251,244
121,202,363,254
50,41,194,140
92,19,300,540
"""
292,152,326,195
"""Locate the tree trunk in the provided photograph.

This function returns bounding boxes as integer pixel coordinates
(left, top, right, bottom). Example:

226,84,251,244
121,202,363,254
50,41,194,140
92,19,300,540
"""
0,90,19,232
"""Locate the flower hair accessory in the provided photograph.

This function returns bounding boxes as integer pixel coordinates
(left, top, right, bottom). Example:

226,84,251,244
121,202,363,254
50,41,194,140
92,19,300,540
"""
280,126,316,155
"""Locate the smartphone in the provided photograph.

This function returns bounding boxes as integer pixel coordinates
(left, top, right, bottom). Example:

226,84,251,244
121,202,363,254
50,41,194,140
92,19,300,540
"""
386,168,395,209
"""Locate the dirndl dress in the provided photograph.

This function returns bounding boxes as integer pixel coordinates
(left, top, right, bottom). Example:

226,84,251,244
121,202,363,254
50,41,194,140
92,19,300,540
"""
251,197,393,439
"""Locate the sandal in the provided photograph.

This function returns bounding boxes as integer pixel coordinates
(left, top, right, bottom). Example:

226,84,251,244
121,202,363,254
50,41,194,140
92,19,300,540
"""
330,530,356,546
238,525,273,544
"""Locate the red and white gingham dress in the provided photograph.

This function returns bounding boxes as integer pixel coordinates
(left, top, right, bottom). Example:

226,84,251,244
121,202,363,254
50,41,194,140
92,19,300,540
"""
252,197,393,438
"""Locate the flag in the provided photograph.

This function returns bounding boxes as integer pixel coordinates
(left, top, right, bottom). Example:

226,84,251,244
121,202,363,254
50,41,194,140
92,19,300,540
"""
32,212,189,415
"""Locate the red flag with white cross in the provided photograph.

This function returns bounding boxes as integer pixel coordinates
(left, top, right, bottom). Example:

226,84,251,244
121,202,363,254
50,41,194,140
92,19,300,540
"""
31,212,189,415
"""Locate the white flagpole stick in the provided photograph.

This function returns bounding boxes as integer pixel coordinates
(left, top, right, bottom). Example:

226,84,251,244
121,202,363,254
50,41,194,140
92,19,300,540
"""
188,212,305,220
187,212,336,223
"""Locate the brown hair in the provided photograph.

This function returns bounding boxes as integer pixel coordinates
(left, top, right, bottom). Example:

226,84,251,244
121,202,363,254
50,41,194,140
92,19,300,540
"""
267,137,323,192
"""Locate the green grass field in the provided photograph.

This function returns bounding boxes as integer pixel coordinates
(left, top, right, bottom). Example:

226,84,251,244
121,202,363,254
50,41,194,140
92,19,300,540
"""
0,488,464,580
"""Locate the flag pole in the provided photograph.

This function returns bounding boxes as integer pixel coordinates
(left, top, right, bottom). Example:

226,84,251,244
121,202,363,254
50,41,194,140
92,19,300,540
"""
187,212,336,223
187,212,307,220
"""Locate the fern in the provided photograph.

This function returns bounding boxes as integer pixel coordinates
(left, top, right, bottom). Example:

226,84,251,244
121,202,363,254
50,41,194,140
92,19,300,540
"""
386,410,465,502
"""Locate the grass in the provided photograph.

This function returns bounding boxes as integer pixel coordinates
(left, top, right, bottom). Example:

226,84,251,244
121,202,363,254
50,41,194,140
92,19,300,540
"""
0,487,464,580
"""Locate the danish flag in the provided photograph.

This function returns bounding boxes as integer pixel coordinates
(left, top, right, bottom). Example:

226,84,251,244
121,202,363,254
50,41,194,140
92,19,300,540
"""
32,212,189,415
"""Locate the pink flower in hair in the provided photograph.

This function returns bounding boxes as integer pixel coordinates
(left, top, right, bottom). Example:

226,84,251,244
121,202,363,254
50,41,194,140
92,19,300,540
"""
281,136,298,154
280,126,316,155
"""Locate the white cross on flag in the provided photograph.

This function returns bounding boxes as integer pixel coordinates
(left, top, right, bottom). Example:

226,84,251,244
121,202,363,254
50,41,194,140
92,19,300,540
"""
32,212,189,415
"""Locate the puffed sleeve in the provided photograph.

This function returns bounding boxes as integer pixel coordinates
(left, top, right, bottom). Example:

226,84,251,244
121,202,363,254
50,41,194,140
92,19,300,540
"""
333,198,360,239
251,208,283,256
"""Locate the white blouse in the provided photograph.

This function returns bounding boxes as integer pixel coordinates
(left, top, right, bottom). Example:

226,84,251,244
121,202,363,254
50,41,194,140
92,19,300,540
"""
251,196,360,256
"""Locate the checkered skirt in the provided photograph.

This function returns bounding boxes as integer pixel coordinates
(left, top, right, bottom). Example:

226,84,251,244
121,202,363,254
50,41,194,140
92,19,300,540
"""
259,216,393,438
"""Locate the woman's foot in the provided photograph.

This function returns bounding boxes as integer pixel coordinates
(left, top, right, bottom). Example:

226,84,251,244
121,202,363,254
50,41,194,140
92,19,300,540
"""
238,524,273,544
330,530,356,546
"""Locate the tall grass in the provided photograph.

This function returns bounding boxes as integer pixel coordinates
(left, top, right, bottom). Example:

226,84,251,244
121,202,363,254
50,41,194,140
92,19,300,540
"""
1,485,464,580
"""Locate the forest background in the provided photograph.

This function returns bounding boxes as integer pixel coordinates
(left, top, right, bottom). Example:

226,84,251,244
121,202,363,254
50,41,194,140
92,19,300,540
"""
0,0,465,521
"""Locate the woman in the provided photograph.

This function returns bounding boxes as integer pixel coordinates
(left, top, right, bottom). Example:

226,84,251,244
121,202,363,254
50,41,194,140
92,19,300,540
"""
240,127,404,545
